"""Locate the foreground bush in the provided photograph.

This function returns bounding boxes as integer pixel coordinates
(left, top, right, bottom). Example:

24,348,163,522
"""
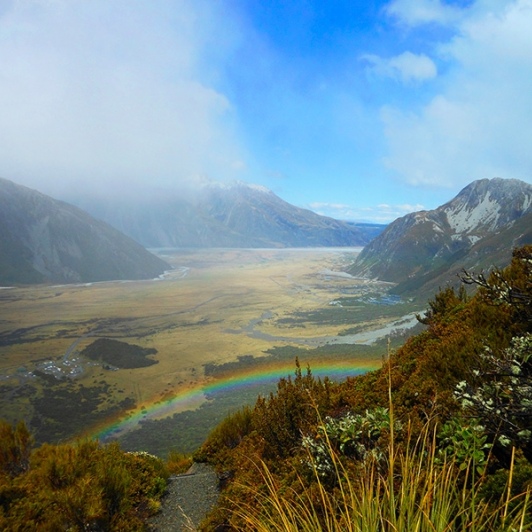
0,423,169,531
231,418,531,531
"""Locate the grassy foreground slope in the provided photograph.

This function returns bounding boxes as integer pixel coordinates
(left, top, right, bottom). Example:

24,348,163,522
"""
196,245,532,530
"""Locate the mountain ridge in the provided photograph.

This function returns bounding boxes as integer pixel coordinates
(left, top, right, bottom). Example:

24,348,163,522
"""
69,180,384,248
348,177,532,295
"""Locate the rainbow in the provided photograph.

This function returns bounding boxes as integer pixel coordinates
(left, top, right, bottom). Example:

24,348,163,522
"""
90,358,381,442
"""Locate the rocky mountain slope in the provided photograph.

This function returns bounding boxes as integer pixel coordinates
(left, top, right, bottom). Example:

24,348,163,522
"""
348,178,532,295
71,180,382,248
0,178,169,285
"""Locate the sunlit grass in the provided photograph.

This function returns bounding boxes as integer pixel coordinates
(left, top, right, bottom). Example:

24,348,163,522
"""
228,359,531,532
230,424,530,531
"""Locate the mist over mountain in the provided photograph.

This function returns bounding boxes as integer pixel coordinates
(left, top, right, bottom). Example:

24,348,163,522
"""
348,178,532,295
0,178,170,285
69,180,383,248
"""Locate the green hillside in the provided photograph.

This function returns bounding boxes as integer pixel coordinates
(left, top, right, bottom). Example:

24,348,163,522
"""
0,177,169,285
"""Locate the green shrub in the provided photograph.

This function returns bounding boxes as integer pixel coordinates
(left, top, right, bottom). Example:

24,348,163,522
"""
0,432,169,530
0,420,32,478
196,405,254,465
166,450,193,475
436,417,491,475
302,407,400,482
251,360,332,460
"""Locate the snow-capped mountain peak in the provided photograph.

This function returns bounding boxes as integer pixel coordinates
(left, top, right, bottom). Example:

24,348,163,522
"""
443,178,532,235
349,177,532,295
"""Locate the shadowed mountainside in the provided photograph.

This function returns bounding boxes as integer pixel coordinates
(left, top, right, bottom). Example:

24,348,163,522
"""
0,177,170,285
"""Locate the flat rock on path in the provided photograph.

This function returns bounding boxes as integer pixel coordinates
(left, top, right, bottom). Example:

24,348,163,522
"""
149,463,220,531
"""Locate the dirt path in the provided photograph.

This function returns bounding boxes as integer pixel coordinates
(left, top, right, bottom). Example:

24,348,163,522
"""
149,463,220,531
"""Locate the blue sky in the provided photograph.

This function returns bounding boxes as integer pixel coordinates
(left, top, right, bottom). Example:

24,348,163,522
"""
0,0,531,223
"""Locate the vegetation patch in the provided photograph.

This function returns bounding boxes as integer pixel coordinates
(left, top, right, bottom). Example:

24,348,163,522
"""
80,338,158,369
264,343,385,361
275,299,418,330
116,394,262,457
0,422,169,531
334,294,403,306
30,380,136,445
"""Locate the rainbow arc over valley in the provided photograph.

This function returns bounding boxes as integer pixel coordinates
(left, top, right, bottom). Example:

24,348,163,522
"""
91,357,381,442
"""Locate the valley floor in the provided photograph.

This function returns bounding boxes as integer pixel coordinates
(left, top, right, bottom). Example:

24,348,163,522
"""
0,248,423,454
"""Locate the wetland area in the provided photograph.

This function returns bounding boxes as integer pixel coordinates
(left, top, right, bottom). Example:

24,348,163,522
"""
0,248,423,456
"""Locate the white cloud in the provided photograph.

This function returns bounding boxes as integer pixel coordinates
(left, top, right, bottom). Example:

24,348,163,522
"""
368,202,426,222
308,201,424,223
0,0,247,196
362,51,437,84
397,203,426,212
384,0,464,27
381,0,532,189
310,202,351,211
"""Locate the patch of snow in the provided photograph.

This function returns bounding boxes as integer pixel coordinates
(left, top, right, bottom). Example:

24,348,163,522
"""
412,213,427,225
202,179,272,194
246,183,272,194
445,193,500,234
450,234,463,242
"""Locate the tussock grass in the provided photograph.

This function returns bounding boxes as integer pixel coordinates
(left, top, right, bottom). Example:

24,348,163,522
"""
230,425,530,532
229,362,531,532
166,450,193,475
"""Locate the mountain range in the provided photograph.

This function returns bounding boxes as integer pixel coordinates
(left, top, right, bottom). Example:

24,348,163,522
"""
70,180,383,248
0,178,169,285
3,175,530,289
348,178,532,295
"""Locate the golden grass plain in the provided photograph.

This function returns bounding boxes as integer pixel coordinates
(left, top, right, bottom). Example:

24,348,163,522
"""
0,248,412,443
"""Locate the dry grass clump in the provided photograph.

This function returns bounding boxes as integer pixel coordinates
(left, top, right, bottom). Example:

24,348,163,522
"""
230,412,531,532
